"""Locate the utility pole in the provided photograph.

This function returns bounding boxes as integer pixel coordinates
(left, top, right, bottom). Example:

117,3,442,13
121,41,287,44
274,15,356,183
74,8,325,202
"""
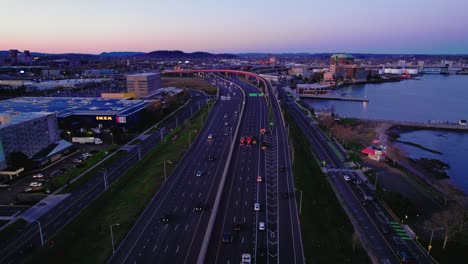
110,223,120,253
424,226,444,256
295,188,303,215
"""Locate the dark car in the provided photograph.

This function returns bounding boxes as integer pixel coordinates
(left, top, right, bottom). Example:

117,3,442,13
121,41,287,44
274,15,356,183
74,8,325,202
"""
221,233,233,243
208,155,215,161
381,225,390,234
234,223,243,232
161,215,172,223
279,166,286,172
194,203,204,212
361,200,368,206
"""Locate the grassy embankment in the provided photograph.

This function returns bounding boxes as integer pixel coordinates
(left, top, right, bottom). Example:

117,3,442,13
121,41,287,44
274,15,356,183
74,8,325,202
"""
162,77,217,95
284,109,370,264
24,104,212,264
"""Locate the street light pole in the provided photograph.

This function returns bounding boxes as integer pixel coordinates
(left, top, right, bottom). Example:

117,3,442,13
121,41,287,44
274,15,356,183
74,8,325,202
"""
67,131,71,141
110,223,120,253
295,188,303,215
163,161,167,181
424,227,444,255
35,220,44,246
110,132,113,145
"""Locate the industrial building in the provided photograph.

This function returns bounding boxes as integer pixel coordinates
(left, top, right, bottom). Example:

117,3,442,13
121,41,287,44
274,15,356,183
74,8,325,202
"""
0,112,60,170
0,97,154,131
126,72,161,98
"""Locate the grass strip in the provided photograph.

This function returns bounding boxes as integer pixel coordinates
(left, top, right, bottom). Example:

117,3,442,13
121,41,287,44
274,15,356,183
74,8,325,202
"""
284,108,371,264
23,105,211,264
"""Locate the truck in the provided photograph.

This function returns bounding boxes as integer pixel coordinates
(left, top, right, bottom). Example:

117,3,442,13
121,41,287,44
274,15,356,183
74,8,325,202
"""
72,137,103,145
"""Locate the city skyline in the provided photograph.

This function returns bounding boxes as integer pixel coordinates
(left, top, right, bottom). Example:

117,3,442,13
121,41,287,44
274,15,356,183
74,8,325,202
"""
2,0,468,54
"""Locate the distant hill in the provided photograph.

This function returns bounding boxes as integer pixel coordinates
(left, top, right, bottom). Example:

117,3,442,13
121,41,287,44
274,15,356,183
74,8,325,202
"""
100,52,144,57
135,50,237,60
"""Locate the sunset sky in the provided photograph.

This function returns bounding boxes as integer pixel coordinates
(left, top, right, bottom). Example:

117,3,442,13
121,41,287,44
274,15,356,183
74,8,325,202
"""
2,0,468,54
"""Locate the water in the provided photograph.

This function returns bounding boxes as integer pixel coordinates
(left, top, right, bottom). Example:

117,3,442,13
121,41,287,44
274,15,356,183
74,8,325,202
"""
304,75,468,122
395,130,468,193
303,75,468,193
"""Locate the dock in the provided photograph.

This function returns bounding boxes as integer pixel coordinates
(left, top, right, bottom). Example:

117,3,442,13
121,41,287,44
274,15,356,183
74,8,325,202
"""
297,94,369,102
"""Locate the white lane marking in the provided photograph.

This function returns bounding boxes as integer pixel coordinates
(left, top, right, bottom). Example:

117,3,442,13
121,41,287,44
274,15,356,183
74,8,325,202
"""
164,245,168,253
175,224,179,231
242,236,244,244
152,244,158,252
185,224,189,231
176,245,180,254
164,224,168,230
236,200,238,205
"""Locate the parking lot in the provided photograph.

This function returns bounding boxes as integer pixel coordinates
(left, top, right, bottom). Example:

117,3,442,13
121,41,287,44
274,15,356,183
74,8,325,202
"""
0,143,110,208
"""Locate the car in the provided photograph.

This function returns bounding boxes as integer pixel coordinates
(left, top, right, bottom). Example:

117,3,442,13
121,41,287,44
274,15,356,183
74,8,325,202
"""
207,134,213,140
353,179,362,185
241,253,251,263
30,182,42,187
279,167,286,172
82,152,92,157
234,223,243,232
224,114,228,118
72,159,83,163
256,176,262,182
32,174,44,178
259,222,265,231
224,131,229,136
221,233,234,243
343,175,351,181
161,215,171,223
398,251,415,263
194,203,204,212
363,194,374,201
361,200,368,206
45,189,51,194
381,225,390,234
224,122,229,126
38,178,48,183
196,170,203,177
254,203,260,211
23,187,33,193
208,155,215,161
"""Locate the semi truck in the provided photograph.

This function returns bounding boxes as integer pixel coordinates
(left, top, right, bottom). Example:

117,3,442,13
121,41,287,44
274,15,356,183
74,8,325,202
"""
72,137,103,145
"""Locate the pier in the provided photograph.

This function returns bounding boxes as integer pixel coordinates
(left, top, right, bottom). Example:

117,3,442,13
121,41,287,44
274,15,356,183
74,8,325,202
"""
298,94,369,102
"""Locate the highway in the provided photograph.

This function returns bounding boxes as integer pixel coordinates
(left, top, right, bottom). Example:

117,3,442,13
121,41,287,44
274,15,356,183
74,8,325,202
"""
206,74,304,264
109,77,244,263
0,90,208,263
278,85,432,264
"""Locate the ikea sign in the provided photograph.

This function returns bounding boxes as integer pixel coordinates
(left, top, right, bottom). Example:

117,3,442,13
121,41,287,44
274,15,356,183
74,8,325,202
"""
96,116,113,121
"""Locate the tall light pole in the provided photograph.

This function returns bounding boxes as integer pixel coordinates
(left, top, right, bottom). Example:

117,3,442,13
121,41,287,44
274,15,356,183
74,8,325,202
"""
163,160,171,181
295,188,303,215
110,132,114,145
424,226,444,256
67,131,71,141
35,220,44,246
110,223,120,253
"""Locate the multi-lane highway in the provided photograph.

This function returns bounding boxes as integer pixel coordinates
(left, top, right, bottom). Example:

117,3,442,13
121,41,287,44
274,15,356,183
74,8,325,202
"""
206,74,304,264
278,85,432,264
109,77,244,263
0,90,208,263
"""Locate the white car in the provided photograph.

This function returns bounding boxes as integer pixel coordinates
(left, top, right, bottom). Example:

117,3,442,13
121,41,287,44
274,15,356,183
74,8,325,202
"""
82,152,92,157
208,134,213,140
241,253,251,263
32,174,44,178
30,182,42,187
73,159,83,163
254,203,260,211
259,222,265,231
224,122,229,126
343,175,351,182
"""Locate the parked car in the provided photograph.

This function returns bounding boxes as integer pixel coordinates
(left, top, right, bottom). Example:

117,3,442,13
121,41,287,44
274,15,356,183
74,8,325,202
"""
73,159,83,163
32,174,44,178
30,182,42,187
